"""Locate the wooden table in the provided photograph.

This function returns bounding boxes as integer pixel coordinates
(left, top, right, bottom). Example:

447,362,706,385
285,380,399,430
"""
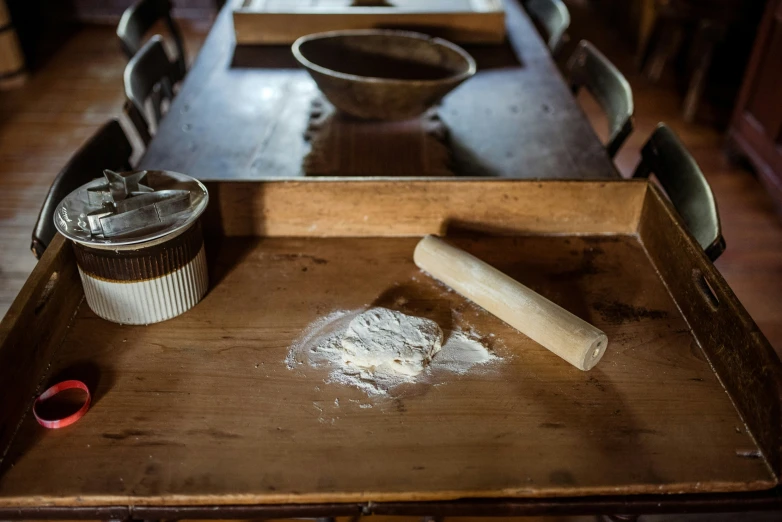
133,0,777,518
141,0,618,180
3,1,779,520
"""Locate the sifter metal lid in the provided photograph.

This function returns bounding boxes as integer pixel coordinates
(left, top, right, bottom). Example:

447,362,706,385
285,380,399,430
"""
54,170,208,247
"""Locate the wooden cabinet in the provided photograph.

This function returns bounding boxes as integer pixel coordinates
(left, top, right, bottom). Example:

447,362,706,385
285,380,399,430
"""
728,0,782,210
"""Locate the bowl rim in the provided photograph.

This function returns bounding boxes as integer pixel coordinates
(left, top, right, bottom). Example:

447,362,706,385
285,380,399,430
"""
291,29,477,85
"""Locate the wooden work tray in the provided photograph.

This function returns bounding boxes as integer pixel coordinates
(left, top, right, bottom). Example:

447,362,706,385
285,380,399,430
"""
233,0,506,45
0,180,780,513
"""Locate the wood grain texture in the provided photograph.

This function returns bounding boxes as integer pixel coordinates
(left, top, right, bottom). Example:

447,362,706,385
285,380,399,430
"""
140,0,618,180
0,2,781,517
0,234,82,460
0,180,777,509
0,237,772,505
203,179,646,238
638,185,782,478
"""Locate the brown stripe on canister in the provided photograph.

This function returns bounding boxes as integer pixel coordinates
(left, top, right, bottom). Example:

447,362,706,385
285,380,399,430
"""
72,221,204,282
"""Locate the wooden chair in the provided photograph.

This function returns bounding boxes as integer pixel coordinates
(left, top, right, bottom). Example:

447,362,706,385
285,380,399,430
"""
117,0,186,83
633,123,725,261
524,0,571,54
566,40,634,158
123,35,177,145
31,120,133,259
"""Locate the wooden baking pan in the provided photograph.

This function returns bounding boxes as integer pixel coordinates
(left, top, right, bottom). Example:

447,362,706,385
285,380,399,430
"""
0,180,779,515
233,0,506,45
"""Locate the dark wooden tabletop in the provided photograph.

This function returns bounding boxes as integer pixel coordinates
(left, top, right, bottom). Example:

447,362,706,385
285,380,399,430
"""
139,0,619,180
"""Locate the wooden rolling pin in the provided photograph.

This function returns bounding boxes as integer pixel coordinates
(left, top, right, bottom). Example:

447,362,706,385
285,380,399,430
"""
414,235,607,371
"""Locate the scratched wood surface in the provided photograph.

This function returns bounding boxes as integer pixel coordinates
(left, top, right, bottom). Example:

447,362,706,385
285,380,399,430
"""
201,180,645,237
638,184,782,478
0,180,776,508
0,235,82,459
142,0,617,180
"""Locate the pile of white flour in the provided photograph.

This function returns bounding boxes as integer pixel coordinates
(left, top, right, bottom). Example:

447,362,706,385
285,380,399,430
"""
286,307,499,396
340,308,443,376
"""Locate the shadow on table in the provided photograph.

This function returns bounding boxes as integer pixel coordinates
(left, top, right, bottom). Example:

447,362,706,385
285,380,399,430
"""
447,134,504,177
462,41,523,70
232,45,300,69
0,359,117,480
200,183,261,291
230,40,524,71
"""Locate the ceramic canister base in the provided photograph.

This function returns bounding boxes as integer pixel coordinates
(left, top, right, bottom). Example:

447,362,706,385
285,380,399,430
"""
72,221,208,325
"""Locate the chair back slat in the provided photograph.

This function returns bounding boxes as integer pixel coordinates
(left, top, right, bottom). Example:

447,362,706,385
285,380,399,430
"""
633,123,725,261
123,35,176,145
31,120,133,259
566,40,634,158
525,0,571,54
117,0,186,82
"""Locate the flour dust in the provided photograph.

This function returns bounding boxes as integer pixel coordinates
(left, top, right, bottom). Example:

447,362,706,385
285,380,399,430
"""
286,307,500,397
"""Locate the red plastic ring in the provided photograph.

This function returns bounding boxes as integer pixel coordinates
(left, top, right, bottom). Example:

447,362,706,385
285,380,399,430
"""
33,380,91,429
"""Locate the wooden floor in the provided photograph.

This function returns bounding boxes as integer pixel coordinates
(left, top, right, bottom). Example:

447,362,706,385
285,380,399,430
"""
0,3,780,521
